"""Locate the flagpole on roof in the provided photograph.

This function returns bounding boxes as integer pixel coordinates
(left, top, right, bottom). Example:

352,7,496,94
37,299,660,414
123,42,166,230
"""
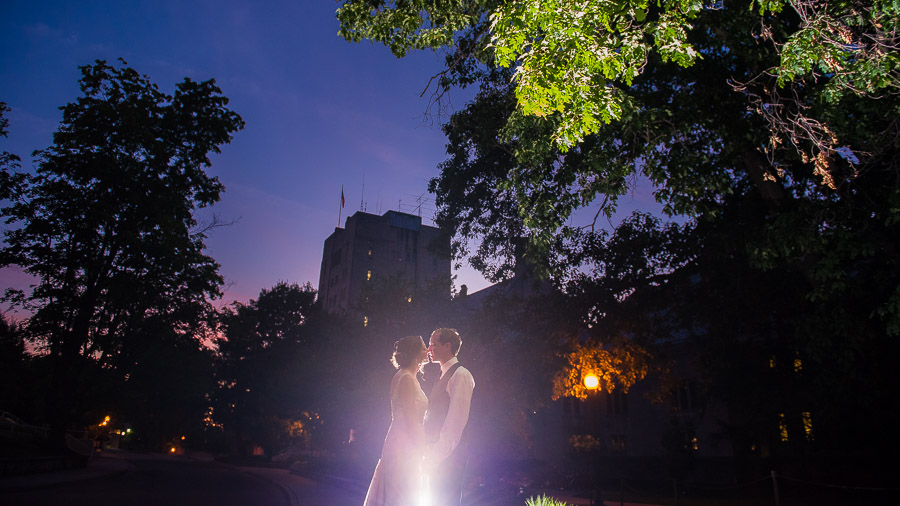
338,185,345,228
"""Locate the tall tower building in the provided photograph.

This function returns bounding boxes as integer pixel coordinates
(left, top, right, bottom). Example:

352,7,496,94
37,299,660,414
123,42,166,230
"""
317,210,450,315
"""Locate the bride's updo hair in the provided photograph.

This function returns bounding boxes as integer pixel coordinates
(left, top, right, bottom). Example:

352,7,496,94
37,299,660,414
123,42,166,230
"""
391,335,424,369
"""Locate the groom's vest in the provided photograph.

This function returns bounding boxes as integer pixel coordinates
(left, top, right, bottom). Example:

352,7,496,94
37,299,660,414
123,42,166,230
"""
424,362,464,445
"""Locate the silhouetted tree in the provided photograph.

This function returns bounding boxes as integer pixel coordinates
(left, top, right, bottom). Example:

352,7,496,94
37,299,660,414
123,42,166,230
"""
116,318,218,451
0,60,244,435
0,314,27,415
215,282,321,456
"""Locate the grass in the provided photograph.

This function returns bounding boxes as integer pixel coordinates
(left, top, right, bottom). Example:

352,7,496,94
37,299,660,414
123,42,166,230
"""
525,494,569,506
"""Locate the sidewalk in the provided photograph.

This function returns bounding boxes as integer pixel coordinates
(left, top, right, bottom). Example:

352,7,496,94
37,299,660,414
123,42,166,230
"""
0,453,133,492
235,465,365,506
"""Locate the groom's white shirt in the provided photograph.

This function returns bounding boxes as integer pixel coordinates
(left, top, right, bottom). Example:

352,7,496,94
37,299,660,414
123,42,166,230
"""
426,356,475,468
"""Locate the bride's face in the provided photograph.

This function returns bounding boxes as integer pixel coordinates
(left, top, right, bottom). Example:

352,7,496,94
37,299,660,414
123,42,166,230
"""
416,339,429,365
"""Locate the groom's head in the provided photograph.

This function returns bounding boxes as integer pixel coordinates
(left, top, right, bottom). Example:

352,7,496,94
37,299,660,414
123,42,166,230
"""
429,328,461,363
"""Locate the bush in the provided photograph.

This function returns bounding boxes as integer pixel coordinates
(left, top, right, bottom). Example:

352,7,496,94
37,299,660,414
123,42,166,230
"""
525,494,569,506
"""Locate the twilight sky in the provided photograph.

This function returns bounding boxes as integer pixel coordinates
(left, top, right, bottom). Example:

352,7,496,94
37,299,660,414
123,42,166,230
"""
1,1,662,314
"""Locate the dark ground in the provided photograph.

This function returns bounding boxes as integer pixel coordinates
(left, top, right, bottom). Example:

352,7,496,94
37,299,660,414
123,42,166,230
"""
0,458,289,506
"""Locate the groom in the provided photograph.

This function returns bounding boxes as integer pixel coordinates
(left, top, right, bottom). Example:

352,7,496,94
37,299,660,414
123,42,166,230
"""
424,328,475,506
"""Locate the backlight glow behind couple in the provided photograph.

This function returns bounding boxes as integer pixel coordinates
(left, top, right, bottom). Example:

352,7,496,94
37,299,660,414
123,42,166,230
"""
363,328,475,506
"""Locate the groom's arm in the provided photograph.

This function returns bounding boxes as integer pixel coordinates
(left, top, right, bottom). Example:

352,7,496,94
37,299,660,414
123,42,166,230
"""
426,369,474,468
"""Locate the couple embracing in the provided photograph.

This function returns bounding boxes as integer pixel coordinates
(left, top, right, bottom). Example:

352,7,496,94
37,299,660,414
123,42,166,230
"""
364,328,475,506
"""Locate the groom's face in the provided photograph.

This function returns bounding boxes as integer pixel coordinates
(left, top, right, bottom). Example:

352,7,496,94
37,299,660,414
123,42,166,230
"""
428,331,452,364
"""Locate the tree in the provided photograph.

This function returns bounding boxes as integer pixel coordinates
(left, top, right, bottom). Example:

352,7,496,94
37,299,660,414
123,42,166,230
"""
460,285,573,462
340,0,900,471
0,60,244,432
114,315,219,450
0,314,28,415
339,0,897,165
339,0,900,340
215,282,321,456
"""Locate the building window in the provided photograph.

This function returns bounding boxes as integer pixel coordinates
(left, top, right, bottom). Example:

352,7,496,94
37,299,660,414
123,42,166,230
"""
778,413,789,442
802,411,814,441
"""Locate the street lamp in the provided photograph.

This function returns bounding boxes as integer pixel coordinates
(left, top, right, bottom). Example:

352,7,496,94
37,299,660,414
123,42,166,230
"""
582,373,600,506
584,373,599,390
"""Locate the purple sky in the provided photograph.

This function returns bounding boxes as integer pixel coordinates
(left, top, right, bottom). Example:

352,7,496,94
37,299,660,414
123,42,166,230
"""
1,1,663,315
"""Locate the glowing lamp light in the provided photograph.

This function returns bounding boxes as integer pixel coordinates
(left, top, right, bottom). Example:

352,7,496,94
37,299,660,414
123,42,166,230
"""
170,447,176,453
419,476,432,506
584,374,600,390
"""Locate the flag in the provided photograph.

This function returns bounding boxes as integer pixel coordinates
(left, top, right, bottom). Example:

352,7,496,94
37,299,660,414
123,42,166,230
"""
341,186,345,208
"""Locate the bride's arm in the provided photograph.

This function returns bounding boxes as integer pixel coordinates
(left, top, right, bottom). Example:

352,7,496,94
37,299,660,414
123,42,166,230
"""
397,374,426,451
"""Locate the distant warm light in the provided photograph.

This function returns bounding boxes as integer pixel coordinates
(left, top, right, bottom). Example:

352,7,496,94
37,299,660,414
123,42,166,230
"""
406,296,412,303
367,270,372,280
778,413,789,442
769,357,776,368
126,428,131,434
181,435,186,440
363,316,368,327
802,411,814,441
584,374,599,389
793,358,803,372
170,447,176,453
691,436,699,451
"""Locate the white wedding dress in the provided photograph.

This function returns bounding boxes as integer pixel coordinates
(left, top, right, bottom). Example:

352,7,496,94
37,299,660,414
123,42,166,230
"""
364,369,428,506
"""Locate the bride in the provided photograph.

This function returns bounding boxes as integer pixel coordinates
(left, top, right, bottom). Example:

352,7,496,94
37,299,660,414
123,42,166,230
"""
364,335,430,506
